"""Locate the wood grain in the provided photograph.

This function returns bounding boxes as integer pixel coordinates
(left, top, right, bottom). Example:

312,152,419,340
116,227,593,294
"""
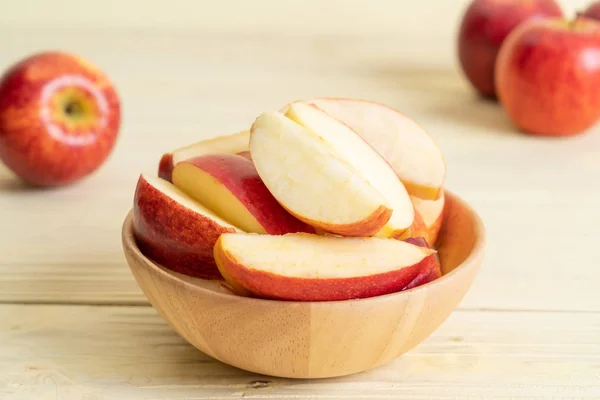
1,304,598,399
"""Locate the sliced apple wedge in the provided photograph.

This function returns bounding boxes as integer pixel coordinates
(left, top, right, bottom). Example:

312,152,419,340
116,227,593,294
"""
133,174,241,279
403,236,430,248
292,98,446,200
214,233,436,301
284,102,414,238
402,236,442,289
250,111,392,237
236,151,252,160
158,153,175,181
158,130,250,181
172,154,314,235
403,265,442,290
407,207,427,241
410,193,445,246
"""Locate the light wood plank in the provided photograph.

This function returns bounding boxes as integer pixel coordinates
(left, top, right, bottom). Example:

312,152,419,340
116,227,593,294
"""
0,263,143,305
0,0,589,35
0,304,598,399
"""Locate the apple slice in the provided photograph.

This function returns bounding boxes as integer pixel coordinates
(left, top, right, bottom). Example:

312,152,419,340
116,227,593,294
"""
236,151,252,160
292,98,446,200
283,102,414,238
214,232,437,301
410,193,445,246
403,236,430,248
250,111,392,237
172,154,315,235
407,207,427,241
402,236,442,289
158,153,176,182
158,130,249,181
133,174,241,279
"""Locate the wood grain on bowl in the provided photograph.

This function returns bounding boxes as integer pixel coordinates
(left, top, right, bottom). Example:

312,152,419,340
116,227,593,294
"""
121,190,485,379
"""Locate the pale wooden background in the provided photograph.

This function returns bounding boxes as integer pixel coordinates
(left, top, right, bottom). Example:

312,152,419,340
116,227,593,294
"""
1,0,599,398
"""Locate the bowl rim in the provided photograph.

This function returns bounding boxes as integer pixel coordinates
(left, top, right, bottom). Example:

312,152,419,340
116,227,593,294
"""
122,189,486,306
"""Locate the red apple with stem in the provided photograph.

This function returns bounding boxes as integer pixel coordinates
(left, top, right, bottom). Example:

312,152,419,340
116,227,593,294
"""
0,51,120,186
496,17,600,136
457,0,563,98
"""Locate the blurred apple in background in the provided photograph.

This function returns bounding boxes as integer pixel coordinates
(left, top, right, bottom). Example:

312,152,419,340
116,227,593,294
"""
581,1,600,20
0,51,120,187
457,0,563,98
496,17,600,136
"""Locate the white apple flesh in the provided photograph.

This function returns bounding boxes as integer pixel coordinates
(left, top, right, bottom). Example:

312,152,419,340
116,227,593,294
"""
250,111,393,237
284,102,414,238
295,98,446,200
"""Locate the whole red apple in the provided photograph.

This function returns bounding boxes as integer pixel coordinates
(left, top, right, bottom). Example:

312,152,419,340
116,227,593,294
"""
496,18,600,136
457,0,563,98
0,51,120,186
581,1,600,20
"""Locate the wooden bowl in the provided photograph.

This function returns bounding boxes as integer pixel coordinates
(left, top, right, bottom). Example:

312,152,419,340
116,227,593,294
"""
121,190,485,379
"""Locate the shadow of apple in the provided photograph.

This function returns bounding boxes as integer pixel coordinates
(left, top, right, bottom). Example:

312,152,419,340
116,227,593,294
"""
367,64,519,137
0,162,39,192
426,94,518,137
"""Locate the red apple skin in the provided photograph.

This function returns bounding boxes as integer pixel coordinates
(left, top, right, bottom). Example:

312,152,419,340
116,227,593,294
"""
133,175,235,280
158,153,174,182
0,51,120,186
402,236,442,289
403,262,442,290
214,242,435,301
158,151,252,183
582,2,600,20
177,154,315,235
403,236,429,248
158,151,251,183
457,0,563,97
496,18,600,136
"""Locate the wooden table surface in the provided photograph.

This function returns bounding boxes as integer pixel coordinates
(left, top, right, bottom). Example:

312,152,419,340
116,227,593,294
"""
1,3,600,397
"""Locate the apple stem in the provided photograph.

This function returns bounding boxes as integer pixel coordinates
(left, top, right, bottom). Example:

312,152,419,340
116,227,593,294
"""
64,101,82,116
